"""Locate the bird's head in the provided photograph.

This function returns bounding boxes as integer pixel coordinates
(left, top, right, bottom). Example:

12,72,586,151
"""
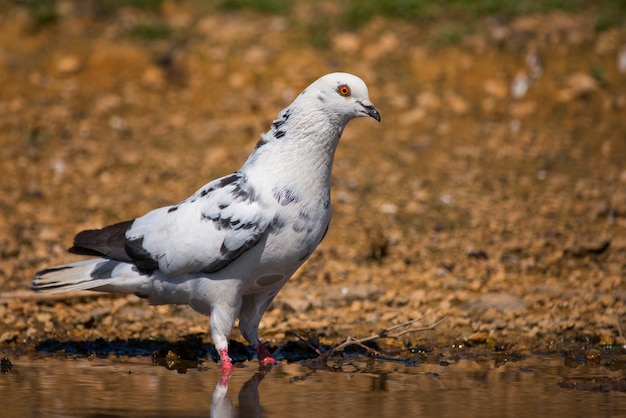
305,72,381,124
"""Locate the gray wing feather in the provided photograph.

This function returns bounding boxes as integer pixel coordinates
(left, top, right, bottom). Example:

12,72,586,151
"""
126,172,272,276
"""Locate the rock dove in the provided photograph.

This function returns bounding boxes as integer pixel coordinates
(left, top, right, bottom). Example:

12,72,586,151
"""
32,72,380,378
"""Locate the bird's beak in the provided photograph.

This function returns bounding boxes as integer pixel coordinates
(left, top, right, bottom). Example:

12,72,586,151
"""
359,100,381,122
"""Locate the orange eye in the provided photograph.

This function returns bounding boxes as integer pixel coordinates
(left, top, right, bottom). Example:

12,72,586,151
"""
337,84,351,97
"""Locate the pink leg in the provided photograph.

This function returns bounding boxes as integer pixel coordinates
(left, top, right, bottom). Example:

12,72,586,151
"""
219,348,233,386
256,343,277,366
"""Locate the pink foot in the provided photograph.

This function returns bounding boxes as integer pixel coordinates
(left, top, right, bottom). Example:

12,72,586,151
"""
219,348,233,386
256,343,277,366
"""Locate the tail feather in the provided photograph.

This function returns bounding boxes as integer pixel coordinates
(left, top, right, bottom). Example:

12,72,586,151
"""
32,258,144,294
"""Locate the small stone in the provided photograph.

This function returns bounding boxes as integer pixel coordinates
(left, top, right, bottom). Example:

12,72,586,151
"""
93,94,122,115
417,91,441,110
484,79,507,99
619,46,626,74
511,72,530,98
0,332,18,343
565,72,598,98
599,334,615,346
596,294,615,308
281,298,310,313
35,313,52,323
142,66,165,88
243,46,270,65
467,331,489,343
563,237,611,258
445,92,469,115
379,203,398,215
341,364,358,373
399,108,426,126
332,33,361,54
610,189,626,216
57,55,82,75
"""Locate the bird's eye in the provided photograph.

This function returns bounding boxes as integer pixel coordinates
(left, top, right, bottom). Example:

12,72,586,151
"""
337,84,351,97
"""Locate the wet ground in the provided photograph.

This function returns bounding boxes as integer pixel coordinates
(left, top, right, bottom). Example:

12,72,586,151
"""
1,1,626,414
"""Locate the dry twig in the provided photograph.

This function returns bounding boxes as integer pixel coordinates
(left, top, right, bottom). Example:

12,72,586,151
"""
285,330,322,356
327,315,449,356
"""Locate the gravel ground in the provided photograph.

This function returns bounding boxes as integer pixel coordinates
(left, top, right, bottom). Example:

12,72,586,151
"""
1,3,625,362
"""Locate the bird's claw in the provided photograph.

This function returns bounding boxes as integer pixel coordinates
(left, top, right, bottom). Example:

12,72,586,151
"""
259,356,277,366
256,343,277,367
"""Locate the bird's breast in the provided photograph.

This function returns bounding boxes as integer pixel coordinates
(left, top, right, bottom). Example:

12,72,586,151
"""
250,196,329,270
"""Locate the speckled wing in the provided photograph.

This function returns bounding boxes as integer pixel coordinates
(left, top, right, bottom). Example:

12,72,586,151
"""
126,172,272,277
71,172,272,277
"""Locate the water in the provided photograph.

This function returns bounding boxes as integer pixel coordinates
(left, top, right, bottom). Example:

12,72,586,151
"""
1,355,625,417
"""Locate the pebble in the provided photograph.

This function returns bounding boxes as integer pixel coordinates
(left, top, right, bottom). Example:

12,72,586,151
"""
561,72,598,100
511,72,530,98
57,55,82,75
619,46,626,73
332,32,361,54
484,79,508,99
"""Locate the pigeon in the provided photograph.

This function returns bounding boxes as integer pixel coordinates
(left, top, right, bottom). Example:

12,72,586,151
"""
32,72,380,378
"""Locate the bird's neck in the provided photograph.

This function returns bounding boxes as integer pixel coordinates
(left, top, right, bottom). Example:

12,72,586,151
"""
241,104,346,196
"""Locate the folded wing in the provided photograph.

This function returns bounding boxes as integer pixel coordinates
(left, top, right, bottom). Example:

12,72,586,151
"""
69,172,273,277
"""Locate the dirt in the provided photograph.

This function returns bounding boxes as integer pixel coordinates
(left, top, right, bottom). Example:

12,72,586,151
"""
1,3,625,367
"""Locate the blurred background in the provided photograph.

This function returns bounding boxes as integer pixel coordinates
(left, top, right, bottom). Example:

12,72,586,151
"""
0,0,625,350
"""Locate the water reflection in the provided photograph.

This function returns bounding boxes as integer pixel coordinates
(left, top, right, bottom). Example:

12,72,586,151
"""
212,369,267,418
1,355,626,417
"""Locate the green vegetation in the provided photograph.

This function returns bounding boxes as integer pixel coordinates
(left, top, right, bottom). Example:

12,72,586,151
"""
108,0,165,10
19,0,626,39
23,0,58,31
128,23,173,40
431,23,475,46
217,0,292,14
592,0,626,32
591,64,606,84
340,0,624,27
